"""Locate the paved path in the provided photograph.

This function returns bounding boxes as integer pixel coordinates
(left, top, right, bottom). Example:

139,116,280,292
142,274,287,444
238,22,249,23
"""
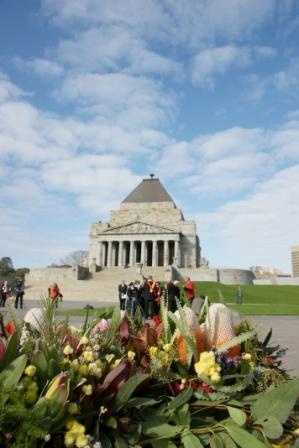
1,299,298,377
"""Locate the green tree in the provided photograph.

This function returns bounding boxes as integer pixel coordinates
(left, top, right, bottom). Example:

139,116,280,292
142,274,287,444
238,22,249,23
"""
0,257,15,275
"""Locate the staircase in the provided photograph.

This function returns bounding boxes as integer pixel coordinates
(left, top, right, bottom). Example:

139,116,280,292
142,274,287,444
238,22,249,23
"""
25,267,172,302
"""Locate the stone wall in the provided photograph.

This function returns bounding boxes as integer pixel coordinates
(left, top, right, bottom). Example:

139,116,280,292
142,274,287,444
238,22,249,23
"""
174,267,254,285
25,265,89,283
254,277,299,285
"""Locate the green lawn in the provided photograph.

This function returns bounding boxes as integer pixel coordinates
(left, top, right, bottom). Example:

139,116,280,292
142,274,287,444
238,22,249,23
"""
194,281,299,315
58,282,299,317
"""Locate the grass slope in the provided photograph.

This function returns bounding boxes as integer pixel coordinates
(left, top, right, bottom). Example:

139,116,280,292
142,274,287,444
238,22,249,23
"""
195,282,299,315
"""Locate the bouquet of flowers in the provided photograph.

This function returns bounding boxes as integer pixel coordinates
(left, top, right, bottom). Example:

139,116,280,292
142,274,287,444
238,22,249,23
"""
0,298,298,448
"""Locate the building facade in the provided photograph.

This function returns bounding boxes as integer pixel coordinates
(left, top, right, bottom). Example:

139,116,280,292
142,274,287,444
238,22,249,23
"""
291,245,299,277
89,178,201,269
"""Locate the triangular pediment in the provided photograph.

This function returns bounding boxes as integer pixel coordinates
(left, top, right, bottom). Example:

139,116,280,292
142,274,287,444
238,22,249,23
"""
102,221,177,235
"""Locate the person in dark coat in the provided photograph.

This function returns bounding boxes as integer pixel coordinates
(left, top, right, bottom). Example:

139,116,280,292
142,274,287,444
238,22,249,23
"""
165,278,180,312
139,276,155,319
118,280,128,310
15,278,25,309
127,282,140,316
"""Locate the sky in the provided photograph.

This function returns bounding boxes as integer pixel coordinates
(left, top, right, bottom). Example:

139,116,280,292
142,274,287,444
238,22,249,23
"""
0,0,299,273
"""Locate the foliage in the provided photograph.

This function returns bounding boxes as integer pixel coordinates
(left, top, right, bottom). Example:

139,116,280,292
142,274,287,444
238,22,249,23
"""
0,257,14,276
0,299,298,447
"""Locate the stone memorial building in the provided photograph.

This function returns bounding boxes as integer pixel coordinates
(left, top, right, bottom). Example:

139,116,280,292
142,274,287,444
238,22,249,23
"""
89,177,201,269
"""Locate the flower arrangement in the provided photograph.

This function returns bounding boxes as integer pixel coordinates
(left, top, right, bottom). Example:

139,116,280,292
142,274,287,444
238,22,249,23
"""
0,298,298,448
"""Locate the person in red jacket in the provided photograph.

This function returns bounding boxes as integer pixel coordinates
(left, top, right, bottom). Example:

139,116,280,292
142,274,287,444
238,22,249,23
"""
48,282,63,307
183,277,195,304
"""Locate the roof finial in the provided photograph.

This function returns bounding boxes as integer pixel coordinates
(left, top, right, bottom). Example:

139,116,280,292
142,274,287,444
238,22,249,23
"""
149,173,155,179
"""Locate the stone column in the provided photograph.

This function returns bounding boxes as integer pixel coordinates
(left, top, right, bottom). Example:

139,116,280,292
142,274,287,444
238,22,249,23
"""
152,240,157,267
174,240,180,267
107,241,112,267
164,240,169,266
141,240,146,265
129,240,134,266
97,241,103,266
118,241,123,267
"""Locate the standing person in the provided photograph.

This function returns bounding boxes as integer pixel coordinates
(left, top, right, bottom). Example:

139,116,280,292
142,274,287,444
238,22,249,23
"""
236,286,243,304
0,280,10,307
0,282,5,306
127,282,140,316
118,280,128,311
173,280,181,304
183,277,195,304
153,281,163,315
15,278,25,309
139,276,155,320
165,278,179,312
48,282,63,307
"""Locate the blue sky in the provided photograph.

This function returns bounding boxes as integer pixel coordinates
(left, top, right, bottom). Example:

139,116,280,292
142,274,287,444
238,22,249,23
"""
0,0,299,273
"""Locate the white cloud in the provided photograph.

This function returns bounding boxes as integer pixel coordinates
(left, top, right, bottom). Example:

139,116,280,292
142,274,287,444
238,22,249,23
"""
191,45,276,88
56,26,182,78
195,164,299,271
0,73,25,101
41,0,275,50
14,57,64,78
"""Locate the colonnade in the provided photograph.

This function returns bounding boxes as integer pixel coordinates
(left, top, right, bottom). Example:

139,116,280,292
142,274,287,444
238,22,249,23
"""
97,238,180,268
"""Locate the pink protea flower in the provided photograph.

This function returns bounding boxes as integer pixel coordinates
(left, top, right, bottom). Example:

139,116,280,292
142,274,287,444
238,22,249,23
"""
91,318,111,334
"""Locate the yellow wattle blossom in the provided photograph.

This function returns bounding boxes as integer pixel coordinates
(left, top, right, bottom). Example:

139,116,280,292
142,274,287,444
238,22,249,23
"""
163,343,172,352
75,434,89,448
63,345,74,356
79,336,89,345
149,346,158,358
78,364,89,377
127,350,136,361
194,351,222,383
105,354,115,363
24,365,37,377
242,353,252,361
64,420,88,448
100,406,108,414
82,384,93,396
68,402,79,415
111,358,121,369
82,350,94,362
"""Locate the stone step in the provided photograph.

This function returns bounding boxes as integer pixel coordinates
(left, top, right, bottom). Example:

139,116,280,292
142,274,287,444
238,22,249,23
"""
24,266,173,302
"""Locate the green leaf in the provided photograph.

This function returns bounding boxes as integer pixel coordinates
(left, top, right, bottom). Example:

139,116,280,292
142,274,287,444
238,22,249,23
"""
226,406,247,426
210,433,225,448
167,387,193,412
105,416,117,429
0,332,19,371
218,433,237,448
151,441,177,447
99,433,113,448
226,424,268,448
127,397,161,408
0,354,27,390
142,422,183,438
254,416,283,440
176,403,190,428
217,329,257,353
114,372,150,411
251,379,299,424
181,431,204,448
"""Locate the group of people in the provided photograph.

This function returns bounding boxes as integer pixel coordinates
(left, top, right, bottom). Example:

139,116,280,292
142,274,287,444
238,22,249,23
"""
0,278,25,309
118,276,195,320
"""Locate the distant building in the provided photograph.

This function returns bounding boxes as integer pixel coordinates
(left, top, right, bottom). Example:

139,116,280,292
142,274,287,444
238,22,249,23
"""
89,177,201,269
291,246,299,277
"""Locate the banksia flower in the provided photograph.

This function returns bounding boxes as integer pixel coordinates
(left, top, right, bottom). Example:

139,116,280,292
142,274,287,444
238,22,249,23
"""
205,304,240,358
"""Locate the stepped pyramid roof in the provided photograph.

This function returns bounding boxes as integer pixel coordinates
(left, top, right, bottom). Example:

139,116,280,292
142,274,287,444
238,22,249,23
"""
122,178,175,204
